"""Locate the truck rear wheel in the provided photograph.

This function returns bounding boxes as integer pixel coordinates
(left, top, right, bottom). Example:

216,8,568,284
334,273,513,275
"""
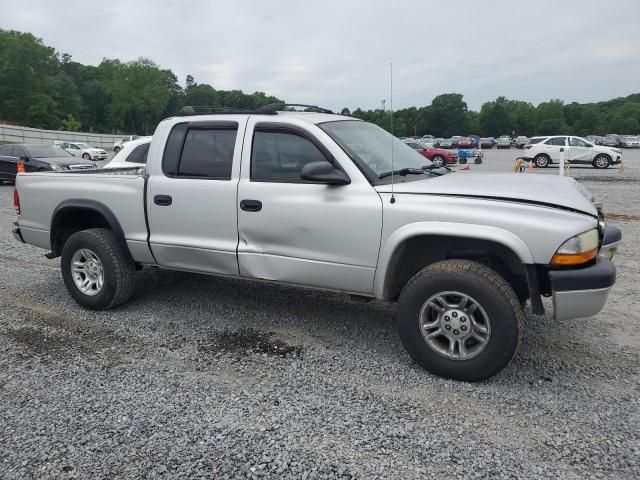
61,228,135,310
397,260,524,381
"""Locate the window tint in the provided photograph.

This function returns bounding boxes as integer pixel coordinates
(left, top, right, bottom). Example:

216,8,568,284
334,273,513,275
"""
528,138,544,145
569,137,590,147
13,146,27,157
126,143,150,164
545,137,566,146
251,130,328,182
0,145,15,156
178,129,236,178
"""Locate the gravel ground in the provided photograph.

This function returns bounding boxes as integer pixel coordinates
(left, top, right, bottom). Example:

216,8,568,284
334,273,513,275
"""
1,149,639,479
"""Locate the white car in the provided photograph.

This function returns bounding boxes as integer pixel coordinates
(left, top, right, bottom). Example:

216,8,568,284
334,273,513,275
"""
113,135,139,153
421,135,435,147
103,137,151,169
524,135,623,169
56,142,108,161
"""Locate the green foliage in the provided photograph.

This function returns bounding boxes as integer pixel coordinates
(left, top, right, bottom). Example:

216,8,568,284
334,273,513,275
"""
60,114,81,131
2,28,640,138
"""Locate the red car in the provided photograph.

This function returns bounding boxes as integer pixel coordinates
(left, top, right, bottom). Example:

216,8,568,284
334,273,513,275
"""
404,141,457,167
457,137,474,148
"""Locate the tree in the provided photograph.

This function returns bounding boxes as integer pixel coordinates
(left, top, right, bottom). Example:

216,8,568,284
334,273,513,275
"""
61,114,81,131
424,94,468,137
535,100,567,135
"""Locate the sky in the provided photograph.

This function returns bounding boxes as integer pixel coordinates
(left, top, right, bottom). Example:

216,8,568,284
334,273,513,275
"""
1,0,639,112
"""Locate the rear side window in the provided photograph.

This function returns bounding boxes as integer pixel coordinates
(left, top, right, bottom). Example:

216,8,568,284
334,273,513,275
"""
545,137,566,146
162,122,238,179
0,145,15,156
251,130,328,182
528,138,544,145
126,143,150,164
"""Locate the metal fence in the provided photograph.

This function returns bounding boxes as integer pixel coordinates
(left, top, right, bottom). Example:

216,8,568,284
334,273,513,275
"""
0,124,130,149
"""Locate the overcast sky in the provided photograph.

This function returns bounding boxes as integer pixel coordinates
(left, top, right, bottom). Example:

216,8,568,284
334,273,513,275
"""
2,0,639,111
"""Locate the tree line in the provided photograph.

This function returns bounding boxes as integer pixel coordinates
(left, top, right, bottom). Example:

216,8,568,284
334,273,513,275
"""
1,29,640,138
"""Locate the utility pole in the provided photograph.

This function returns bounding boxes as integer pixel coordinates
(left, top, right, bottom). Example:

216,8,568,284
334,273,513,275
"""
381,99,386,111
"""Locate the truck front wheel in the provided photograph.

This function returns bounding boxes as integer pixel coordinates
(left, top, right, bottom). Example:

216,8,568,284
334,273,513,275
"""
397,260,524,381
61,228,135,310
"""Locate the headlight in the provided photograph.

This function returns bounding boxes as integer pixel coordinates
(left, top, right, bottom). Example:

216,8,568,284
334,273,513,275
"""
551,229,599,266
49,164,66,171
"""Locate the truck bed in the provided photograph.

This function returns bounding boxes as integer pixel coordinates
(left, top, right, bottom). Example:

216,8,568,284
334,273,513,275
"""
15,169,150,261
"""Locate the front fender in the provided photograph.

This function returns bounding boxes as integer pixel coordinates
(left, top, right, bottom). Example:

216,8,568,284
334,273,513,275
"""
373,221,534,300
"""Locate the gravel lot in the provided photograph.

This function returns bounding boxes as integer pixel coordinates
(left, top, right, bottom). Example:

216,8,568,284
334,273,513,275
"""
1,148,639,479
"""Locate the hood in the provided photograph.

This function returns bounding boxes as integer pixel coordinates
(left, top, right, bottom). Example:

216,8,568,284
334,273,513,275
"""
36,156,95,167
375,172,598,216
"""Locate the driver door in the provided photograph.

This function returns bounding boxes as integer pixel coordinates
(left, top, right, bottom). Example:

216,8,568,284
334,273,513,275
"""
236,119,382,295
568,137,592,164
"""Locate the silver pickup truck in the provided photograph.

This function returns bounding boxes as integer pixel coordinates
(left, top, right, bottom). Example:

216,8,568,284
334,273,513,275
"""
12,105,622,381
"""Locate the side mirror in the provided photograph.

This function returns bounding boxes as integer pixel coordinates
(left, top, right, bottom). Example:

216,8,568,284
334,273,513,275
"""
19,155,30,162
300,160,350,185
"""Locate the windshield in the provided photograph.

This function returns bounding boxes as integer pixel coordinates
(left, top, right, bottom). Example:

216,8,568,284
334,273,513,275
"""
320,120,433,183
75,143,91,149
26,145,74,158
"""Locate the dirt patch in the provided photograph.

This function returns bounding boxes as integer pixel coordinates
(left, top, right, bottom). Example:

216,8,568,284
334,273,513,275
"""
4,327,82,359
197,328,302,358
604,213,640,222
574,176,638,183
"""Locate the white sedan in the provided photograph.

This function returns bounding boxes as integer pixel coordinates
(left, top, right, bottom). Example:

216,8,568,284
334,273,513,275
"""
57,142,108,161
523,135,623,169
103,137,151,169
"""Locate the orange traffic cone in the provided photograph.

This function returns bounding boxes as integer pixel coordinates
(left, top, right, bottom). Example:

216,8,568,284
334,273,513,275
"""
619,163,624,173
460,164,470,171
527,161,533,172
17,162,25,173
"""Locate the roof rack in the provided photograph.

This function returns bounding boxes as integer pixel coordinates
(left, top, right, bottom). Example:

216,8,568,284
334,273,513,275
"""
178,103,334,117
256,103,334,114
178,106,272,116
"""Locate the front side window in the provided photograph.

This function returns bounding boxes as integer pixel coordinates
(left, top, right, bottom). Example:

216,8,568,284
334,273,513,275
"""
569,137,590,147
251,130,328,182
126,143,150,164
162,123,237,179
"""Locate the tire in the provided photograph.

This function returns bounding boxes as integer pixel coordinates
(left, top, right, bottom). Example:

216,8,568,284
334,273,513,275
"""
459,157,467,164
61,228,135,310
474,157,482,164
534,154,550,168
593,154,611,169
114,147,121,154
432,155,444,167
82,153,91,160
397,260,524,381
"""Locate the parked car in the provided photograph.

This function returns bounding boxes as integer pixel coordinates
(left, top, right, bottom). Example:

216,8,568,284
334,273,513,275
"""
104,137,152,169
403,140,457,167
469,135,480,148
56,141,108,161
496,135,511,149
619,135,640,148
433,138,443,147
439,138,454,148
523,135,623,169
12,107,621,382
113,135,139,153
601,135,620,147
0,143,95,183
458,137,474,149
450,136,461,148
479,137,494,149
515,136,529,148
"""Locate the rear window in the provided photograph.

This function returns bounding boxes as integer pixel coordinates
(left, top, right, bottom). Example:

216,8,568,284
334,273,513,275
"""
126,143,150,164
162,122,238,179
545,137,566,146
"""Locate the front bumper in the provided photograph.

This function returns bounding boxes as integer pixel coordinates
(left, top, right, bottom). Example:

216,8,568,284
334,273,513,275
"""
548,226,621,321
12,221,25,243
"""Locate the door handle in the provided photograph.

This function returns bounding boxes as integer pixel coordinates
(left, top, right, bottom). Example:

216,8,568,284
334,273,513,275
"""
154,194,172,206
240,199,262,212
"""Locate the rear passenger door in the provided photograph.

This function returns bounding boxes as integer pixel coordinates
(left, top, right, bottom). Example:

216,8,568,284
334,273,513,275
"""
543,136,566,161
147,120,243,275
0,145,17,179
